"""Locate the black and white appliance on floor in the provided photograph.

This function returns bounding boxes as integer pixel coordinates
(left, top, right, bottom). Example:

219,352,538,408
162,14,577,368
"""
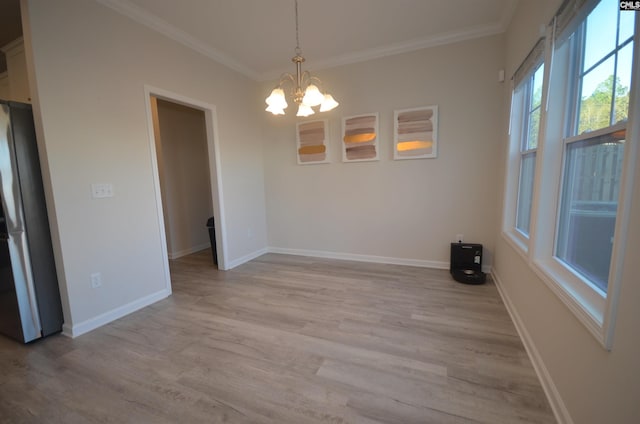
450,242,486,285
0,100,64,343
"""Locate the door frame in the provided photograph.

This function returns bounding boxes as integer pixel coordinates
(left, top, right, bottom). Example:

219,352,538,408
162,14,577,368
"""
143,85,228,292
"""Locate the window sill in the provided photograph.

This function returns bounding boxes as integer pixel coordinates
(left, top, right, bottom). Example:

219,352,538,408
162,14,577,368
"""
502,229,529,262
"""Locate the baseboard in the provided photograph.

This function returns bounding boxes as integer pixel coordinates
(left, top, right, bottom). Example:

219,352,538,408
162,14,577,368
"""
62,288,171,338
218,245,492,272
267,246,455,270
167,243,210,260
492,269,574,424
226,247,269,269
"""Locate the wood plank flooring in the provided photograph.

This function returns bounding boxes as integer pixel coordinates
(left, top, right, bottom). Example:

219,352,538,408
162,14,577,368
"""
0,251,556,423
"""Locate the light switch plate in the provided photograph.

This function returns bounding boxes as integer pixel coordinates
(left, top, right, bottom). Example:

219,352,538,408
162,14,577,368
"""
91,183,114,198
90,272,102,288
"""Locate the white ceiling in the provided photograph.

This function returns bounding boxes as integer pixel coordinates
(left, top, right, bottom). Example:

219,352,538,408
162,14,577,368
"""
97,0,519,81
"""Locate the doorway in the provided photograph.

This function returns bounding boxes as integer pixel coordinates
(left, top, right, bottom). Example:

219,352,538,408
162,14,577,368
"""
144,86,227,291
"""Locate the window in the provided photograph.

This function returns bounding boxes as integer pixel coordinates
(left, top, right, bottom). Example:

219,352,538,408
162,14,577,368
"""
555,0,633,295
502,0,638,347
504,37,546,251
516,64,544,236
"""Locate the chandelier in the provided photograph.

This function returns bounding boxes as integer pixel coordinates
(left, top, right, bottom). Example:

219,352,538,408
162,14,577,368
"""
264,0,339,117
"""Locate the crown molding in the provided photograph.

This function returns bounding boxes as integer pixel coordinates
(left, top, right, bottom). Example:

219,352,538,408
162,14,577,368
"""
94,0,261,81
259,22,506,81
94,0,514,84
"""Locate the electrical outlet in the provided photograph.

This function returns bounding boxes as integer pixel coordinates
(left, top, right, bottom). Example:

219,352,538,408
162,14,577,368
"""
90,272,102,288
247,227,253,239
456,234,464,243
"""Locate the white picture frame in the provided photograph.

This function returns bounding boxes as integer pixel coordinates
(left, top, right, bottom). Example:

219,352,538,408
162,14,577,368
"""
394,105,438,160
341,113,379,162
296,119,330,165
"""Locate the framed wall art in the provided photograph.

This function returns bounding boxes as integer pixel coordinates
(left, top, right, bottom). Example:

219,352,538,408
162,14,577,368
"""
394,106,438,160
296,119,329,164
342,113,379,162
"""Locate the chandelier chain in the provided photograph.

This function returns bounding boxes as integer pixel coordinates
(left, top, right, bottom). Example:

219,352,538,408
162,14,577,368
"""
294,0,301,56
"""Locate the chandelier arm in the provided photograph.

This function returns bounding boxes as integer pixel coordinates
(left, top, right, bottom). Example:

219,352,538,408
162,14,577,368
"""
300,70,312,87
271,73,294,99
278,73,296,87
306,75,323,87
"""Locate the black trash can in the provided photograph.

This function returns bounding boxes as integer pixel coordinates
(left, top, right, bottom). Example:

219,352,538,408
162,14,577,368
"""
206,217,218,265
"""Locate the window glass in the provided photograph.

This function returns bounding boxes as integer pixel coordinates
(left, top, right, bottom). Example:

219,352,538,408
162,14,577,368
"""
516,153,536,235
527,65,544,149
528,107,542,149
619,7,635,43
556,132,625,292
531,65,544,109
583,0,617,71
614,43,633,124
578,56,615,133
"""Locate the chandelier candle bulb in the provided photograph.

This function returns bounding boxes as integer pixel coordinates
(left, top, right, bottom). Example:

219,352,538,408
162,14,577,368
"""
265,104,285,115
302,84,324,107
320,94,339,112
265,88,287,109
296,104,315,117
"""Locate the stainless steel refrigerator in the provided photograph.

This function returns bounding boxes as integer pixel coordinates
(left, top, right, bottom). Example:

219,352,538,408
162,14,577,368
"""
0,100,63,343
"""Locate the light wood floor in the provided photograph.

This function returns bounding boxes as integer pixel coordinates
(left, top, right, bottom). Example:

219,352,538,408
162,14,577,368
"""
0,251,556,423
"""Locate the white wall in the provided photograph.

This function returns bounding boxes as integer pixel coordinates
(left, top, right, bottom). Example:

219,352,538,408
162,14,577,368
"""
154,98,213,259
22,0,268,334
494,1,640,423
263,35,505,268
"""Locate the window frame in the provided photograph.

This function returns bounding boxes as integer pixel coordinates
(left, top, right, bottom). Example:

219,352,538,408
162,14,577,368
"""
516,63,544,238
503,46,547,256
